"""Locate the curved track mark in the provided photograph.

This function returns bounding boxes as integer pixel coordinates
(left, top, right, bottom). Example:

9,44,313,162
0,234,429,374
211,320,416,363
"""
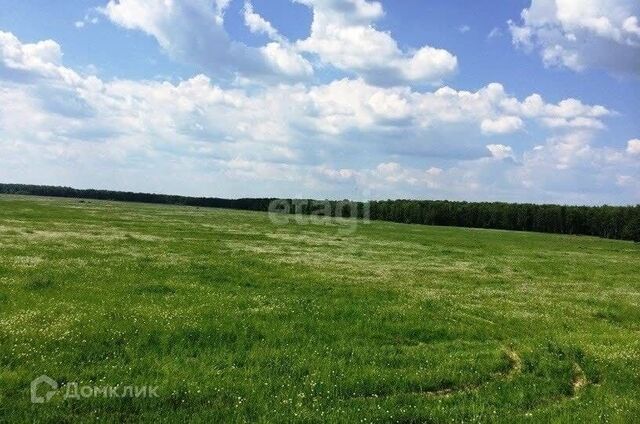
504,347,522,380
353,346,524,401
571,362,588,398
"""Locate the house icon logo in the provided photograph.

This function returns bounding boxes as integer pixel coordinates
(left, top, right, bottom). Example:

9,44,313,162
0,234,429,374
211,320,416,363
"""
31,375,58,403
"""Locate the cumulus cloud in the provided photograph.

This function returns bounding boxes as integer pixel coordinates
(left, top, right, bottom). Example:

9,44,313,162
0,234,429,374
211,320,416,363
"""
0,30,637,203
295,0,458,85
100,0,455,86
0,30,89,89
100,0,312,80
0,30,612,154
301,79,612,143
260,42,314,78
509,0,640,75
0,32,63,73
628,139,640,155
481,116,523,135
486,144,515,160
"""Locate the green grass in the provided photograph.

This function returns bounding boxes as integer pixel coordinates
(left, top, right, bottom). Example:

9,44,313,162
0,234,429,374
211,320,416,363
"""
0,194,639,422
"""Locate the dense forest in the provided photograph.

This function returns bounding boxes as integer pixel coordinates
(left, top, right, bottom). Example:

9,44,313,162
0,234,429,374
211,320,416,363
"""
1,183,639,242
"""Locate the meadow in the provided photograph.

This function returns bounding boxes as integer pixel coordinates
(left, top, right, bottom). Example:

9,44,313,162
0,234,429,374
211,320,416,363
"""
0,195,639,422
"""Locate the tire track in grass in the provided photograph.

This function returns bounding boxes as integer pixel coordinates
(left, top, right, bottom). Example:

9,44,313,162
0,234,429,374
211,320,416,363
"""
351,345,523,400
517,357,591,419
504,347,522,380
571,362,588,398
421,346,523,399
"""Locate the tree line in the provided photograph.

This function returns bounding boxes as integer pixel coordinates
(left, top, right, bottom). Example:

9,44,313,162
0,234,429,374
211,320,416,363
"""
367,200,640,242
1,183,638,242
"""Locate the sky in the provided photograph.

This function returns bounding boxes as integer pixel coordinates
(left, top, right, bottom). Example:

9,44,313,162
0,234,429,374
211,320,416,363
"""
0,0,638,205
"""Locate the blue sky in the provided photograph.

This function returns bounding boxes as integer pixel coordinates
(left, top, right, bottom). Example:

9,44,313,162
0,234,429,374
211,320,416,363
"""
0,0,638,204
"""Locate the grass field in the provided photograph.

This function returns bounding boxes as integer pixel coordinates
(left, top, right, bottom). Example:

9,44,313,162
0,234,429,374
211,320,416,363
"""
1,195,639,422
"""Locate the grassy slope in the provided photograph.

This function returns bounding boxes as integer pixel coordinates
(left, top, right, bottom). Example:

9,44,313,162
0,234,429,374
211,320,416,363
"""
0,195,639,422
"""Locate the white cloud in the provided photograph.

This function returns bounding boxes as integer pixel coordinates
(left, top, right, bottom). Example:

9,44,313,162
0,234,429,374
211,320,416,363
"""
459,25,471,34
509,0,640,75
486,144,515,160
241,1,313,78
314,162,445,191
75,13,99,29
0,30,637,204
0,30,85,86
488,27,503,39
481,116,523,135
627,139,640,155
295,0,458,85
214,0,232,23
0,31,63,69
296,0,385,24
100,0,312,81
99,0,455,86
261,42,313,77
243,1,283,42
623,16,640,36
